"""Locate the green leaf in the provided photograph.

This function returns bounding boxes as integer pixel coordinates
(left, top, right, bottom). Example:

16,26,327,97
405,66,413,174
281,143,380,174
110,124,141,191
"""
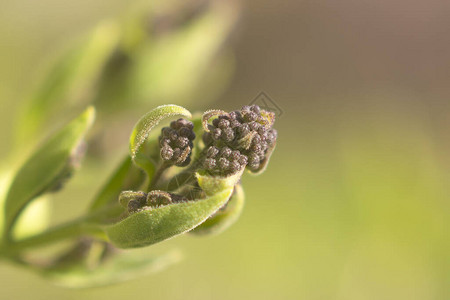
104,188,233,248
131,5,237,103
15,22,119,148
4,107,95,238
191,184,245,236
43,250,182,288
201,109,228,132
88,156,145,213
129,105,191,175
105,168,243,248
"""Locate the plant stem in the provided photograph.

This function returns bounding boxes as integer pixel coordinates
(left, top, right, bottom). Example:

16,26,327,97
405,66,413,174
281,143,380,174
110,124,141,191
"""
148,162,171,190
0,205,121,257
2,220,103,256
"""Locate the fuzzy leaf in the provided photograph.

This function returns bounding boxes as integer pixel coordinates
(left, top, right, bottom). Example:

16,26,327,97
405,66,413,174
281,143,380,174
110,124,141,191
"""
105,188,233,248
43,250,182,288
201,109,228,132
191,184,245,235
129,105,191,175
105,167,243,248
4,107,95,237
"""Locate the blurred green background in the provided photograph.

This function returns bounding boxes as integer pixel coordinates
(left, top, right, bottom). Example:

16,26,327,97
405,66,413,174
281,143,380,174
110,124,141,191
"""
0,0,449,299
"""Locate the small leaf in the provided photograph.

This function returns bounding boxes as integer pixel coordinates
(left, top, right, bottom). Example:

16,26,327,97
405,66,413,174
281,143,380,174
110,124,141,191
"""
129,105,191,174
201,109,228,132
191,184,245,235
43,250,182,288
4,107,95,238
104,188,233,248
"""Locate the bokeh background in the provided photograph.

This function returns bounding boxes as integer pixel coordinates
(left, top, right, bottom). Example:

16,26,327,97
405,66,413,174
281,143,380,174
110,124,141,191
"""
0,0,449,299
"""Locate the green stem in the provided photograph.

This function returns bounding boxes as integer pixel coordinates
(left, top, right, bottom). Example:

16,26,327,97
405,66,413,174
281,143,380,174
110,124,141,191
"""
2,220,103,256
0,205,121,257
148,162,171,190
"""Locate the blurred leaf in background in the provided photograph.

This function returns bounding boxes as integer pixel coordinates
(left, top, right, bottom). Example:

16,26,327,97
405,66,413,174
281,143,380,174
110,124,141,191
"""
0,0,449,299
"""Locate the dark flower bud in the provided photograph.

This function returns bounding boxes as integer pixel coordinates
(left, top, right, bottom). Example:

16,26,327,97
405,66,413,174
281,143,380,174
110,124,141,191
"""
249,153,260,165
250,105,261,114
229,120,240,129
258,151,266,160
159,118,195,166
204,158,216,170
238,155,248,165
178,155,191,167
170,120,179,130
172,147,181,159
161,127,172,137
219,147,232,158
229,111,241,120
238,124,250,136
212,128,222,140
243,111,258,122
267,129,277,145
161,146,174,160
147,191,172,207
222,128,235,142
229,161,241,174
175,136,189,148
178,127,191,138
248,121,260,131
201,104,277,174
251,143,262,153
218,119,230,129
252,134,262,145
187,131,196,141
169,131,178,141
218,157,230,170
160,138,171,147
207,146,219,158
230,150,241,161
127,200,142,213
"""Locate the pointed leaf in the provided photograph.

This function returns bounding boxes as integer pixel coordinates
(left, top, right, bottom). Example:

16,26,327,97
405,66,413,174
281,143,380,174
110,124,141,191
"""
201,109,228,132
4,107,95,237
129,105,191,175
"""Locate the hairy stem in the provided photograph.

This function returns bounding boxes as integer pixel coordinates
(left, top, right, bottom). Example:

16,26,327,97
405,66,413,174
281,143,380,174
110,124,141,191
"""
148,162,171,190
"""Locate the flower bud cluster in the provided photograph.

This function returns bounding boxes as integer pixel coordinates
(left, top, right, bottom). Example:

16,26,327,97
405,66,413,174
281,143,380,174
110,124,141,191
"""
159,119,196,167
202,105,277,175
203,146,248,175
126,190,187,213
